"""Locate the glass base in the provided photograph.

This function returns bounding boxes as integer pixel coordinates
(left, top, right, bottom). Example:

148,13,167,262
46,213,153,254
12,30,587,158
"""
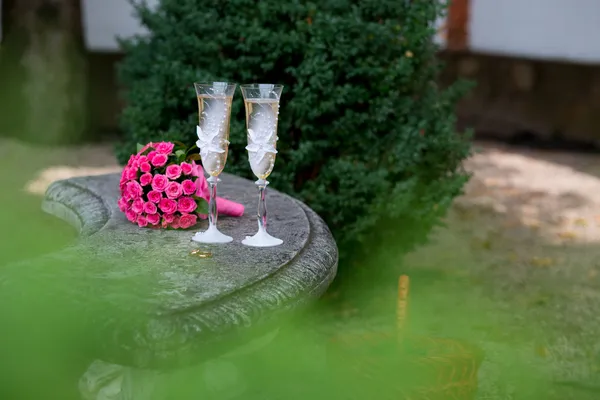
241,229,283,247
192,226,233,244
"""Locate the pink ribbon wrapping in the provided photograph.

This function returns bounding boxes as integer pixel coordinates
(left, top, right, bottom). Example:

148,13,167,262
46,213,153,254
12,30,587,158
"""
193,162,245,218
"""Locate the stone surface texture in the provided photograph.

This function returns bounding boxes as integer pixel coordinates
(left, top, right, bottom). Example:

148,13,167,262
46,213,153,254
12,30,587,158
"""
37,173,337,369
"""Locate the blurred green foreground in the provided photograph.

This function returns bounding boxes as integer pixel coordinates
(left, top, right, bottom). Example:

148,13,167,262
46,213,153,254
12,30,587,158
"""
1,138,599,400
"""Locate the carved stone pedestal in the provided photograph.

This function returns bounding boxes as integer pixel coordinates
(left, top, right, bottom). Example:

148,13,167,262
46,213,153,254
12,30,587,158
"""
37,173,337,400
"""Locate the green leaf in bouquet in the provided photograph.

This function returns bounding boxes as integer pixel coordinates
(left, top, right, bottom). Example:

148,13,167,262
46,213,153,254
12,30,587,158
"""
195,197,209,215
186,153,201,161
175,149,186,162
136,143,145,153
185,144,198,155
173,141,187,151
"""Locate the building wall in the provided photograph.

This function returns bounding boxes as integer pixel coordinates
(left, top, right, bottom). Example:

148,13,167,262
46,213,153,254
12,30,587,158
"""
469,0,600,64
4,0,600,144
441,52,600,144
79,0,600,65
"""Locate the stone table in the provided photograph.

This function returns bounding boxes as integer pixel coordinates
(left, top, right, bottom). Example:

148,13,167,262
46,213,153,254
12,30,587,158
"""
36,173,337,399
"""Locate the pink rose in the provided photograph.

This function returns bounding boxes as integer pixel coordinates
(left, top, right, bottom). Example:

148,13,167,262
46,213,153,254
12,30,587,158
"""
152,174,168,191
139,143,154,154
165,181,183,199
159,198,177,214
146,213,160,225
118,197,130,213
195,176,209,200
131,198,144,214
179,213,198,229
178,196,197,213
140,173,153,186
137,215,148,227
126,181,143,199
147,190,162,203
140,162,152,173
151,153,168,167
126,167,138,181
191,161,204,177
147,150,157,160
171,216,181,229
166,164,182,180
155,142,175,155
129,154,140,166
163,213,175,223
182,179,196,195
127,155,136,168
144,202,158,214
126,210,138,223
124,186,134,200
180,162,193,175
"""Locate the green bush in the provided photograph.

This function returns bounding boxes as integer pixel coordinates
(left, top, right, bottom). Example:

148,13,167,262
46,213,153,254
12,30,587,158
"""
117,0,472,263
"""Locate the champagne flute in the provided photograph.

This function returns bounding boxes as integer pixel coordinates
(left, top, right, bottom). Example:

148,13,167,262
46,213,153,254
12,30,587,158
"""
240,84,284,247
191,82,236,244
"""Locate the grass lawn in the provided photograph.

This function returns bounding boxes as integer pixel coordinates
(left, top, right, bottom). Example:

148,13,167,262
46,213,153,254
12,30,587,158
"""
321,142,600,399
1,138,599,399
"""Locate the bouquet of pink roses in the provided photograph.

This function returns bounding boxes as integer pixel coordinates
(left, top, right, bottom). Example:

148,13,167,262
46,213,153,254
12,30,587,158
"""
118,141,244,229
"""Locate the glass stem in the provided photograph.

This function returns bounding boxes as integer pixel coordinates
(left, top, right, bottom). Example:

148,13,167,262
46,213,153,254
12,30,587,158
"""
257,180,268,233
208,177,218,230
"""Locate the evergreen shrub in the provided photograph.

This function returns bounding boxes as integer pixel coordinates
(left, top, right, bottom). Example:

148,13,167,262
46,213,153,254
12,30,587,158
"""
117,0,472,263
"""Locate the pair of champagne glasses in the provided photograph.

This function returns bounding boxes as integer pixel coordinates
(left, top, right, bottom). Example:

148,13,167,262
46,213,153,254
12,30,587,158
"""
191,82,283,247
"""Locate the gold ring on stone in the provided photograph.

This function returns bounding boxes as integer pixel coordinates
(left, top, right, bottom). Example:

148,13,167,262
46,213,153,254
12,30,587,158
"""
190,249,212,258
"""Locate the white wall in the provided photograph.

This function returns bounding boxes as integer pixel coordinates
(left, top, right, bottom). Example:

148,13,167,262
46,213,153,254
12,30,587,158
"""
78,0,600,65
470,0,600,64
82,0,158,52
433,13,447,47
